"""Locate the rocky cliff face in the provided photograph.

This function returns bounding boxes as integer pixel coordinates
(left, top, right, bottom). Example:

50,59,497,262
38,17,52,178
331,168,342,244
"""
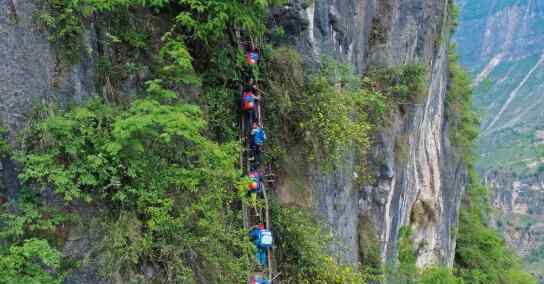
484,171,544,281
273,0,465,268
2,0,462,277
1,0,97,199
0,0,96,134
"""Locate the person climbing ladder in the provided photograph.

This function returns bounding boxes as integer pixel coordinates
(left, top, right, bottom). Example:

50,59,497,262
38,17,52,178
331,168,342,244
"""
250,121,266,169
242,88,261,130
250,223,273,267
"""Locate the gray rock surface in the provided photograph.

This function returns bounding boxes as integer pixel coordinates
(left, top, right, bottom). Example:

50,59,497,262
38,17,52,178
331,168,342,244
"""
0,0,96,134
0,0,96,198
274,0,465,267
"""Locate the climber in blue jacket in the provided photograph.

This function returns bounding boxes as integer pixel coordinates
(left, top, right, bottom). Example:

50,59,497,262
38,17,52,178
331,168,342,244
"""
250,121,266,168
249,223,273,267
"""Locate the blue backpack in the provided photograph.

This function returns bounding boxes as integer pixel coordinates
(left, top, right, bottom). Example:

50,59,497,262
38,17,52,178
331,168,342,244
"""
253,128,266,145
257,230,273,249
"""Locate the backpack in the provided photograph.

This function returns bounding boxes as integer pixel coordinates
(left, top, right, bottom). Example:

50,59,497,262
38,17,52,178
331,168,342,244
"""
253,128,266,145
257,230,273,249
248,171,261,192
246,51,259,65
242,92,255,110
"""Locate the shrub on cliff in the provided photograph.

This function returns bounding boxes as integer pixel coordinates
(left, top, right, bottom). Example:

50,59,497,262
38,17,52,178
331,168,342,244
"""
17,92,250,282
446,43,479,164
363,64,427,104
271,203,373,284
265,48,386,170
0,238,62,283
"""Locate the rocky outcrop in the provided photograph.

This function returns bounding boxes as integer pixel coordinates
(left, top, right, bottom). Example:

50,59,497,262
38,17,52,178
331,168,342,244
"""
0,0,96,201
485,171,544,255
273,0,465,268
484,170,544,281
0,0,96,134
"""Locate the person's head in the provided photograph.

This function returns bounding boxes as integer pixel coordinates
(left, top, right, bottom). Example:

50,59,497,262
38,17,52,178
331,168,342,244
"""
258,223,265,230
252,121,258,129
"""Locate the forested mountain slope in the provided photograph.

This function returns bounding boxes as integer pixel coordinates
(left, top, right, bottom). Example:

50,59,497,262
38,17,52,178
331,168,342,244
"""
457,0,544,173
456,0,544,282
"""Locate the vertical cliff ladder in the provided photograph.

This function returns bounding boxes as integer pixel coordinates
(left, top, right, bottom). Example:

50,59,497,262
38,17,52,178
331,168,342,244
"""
236,29,277,283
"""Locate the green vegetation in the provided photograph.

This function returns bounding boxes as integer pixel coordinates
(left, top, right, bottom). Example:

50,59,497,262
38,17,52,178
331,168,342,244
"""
395,227,418,283
38,0,279,63
358,215,381,273
265,48,386,170
454,171,536,284
0,124,67,283
387,227,462,284
364,64,427,104
2,0,537,283
1,1,391,282
420,267,461,284
0,238,62,283
17,96,250,282
0,196,67,283
272,203,373,283
446,43,480,163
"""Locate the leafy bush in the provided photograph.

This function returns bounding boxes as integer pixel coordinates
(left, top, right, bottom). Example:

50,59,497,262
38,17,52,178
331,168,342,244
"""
420,267,461,284
0,196,67,284
39,0,280,64
446,43,480,163
265,49,386,168
364,64,427,103
387,226,417,284
387,227,463,284
0,238,62,284
454,171,537,284
17,94,250,282
271,203,373,284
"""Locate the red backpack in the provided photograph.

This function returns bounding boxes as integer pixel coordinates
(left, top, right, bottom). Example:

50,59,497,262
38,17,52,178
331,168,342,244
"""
242,92,255,110
246,51,259,65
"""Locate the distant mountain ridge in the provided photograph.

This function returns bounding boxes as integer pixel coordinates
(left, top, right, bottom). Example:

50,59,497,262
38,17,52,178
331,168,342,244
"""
457,0,544,173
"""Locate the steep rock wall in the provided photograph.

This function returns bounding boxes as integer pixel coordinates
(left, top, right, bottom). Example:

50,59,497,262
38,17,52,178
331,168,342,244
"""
1,0,464,276
0,0,96,200
273,0,465,267
0,0,96,133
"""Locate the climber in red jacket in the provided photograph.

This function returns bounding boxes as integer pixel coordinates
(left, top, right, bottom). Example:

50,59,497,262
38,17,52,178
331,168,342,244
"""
242,88,261,130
